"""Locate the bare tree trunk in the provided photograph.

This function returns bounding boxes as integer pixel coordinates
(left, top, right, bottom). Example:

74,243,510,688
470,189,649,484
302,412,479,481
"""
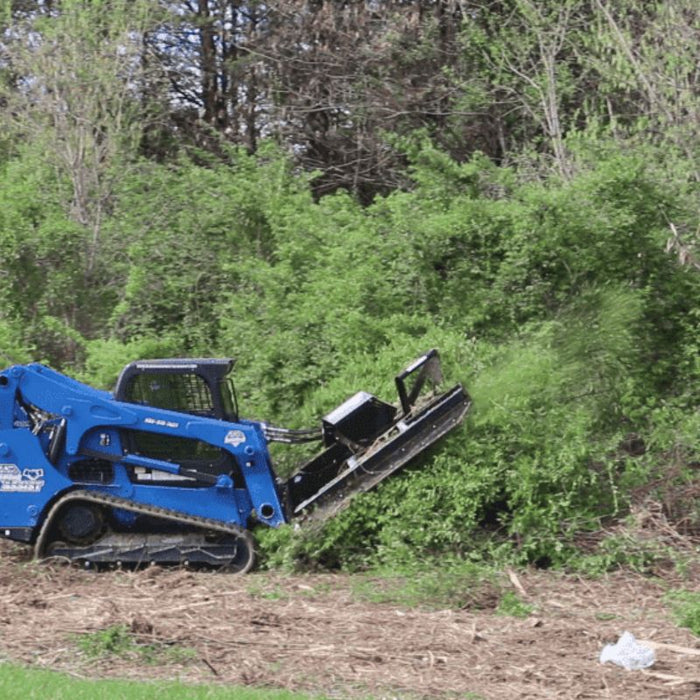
198,0,218,126
245,4,258,153
222,0,240,137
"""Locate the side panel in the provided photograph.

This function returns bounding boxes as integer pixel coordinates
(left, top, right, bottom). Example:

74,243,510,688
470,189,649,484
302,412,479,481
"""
0,429,73,539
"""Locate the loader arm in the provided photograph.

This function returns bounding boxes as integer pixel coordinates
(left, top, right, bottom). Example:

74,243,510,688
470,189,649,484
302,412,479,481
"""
0,363,286,570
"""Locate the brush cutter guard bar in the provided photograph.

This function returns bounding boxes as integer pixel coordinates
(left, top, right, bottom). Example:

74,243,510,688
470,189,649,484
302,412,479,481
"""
395,348,444,416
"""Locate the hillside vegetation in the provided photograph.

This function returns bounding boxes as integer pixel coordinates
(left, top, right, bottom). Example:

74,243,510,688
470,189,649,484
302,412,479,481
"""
0,0,697,573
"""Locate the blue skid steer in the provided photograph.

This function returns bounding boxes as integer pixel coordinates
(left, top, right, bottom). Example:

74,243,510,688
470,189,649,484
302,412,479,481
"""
0,349,469,572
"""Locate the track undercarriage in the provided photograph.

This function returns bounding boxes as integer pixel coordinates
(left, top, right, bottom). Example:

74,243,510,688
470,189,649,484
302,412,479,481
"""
35,490,255,573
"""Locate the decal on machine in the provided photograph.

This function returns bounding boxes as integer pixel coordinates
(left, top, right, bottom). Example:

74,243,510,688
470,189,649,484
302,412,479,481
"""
224,430,246,447
144,417,180,429
0,464,45,493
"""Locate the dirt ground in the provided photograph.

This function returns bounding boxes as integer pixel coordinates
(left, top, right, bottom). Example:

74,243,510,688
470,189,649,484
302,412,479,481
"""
0,540,698,699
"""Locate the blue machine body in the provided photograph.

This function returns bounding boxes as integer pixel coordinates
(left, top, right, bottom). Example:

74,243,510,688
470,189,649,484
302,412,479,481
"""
0,363,286,542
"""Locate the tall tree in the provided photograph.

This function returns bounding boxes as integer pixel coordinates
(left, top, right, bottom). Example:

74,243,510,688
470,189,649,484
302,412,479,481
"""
0,0,161,362
145,1,472,200
145,1,262,152
258,1,471,201
587,0,700,177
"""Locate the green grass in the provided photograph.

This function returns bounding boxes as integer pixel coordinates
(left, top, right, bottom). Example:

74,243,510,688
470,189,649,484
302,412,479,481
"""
666,590,700,636
73,625,198,665
495,591,535,619
0,663,320,700
352,561,500,611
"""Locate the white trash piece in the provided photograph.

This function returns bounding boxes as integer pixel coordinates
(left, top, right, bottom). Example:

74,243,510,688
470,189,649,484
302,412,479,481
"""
599,631,656,670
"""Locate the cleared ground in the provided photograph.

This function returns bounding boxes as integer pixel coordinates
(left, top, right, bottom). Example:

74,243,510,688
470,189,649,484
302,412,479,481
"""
0,540,698,699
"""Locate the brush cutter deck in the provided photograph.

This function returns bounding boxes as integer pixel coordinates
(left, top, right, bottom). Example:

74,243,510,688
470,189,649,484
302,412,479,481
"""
285,350,471,520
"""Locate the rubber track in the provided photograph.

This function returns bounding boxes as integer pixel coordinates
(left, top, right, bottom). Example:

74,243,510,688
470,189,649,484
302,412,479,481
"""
34,489,255,571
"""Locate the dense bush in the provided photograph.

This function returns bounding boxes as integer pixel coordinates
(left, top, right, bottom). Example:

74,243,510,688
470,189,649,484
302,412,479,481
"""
1,137,697,571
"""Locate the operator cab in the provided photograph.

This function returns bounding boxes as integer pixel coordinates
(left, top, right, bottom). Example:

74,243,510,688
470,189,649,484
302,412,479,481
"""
114,358,238,421
114,358,242,483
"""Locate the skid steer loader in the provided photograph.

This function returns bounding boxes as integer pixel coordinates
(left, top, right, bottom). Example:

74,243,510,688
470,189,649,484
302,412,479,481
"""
0,349,470,572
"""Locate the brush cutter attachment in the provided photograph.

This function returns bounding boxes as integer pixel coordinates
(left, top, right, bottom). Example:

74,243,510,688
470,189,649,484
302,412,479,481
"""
285,350,471,521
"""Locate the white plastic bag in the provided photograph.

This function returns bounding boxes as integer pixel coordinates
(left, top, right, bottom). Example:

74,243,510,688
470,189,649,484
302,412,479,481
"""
599,631,655,670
